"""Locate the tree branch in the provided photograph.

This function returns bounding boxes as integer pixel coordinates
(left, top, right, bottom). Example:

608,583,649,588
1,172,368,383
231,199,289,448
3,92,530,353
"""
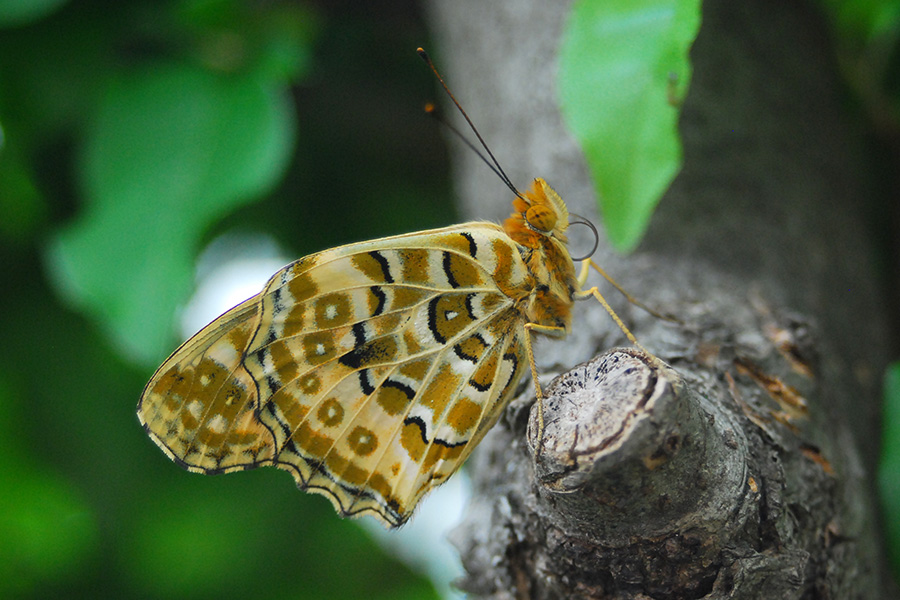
427,0,895,597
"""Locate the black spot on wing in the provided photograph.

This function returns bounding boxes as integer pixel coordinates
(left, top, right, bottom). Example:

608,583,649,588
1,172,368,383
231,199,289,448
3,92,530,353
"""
382,378,415,400
500,349,521,391
338,323,371,369
404,415,430,445
369,251,394,283
460,232,477,257
403,415,468,449
433,436,467,448
265,401,291,440
350,322,367,346
265,375,281,396
453,345,476,363
370,286,386,316
339,335,396,369
453,332,488,363
358,369,375,395
404,415,469,449
427,297,445,344
272,286,283,310
468,376,491,392
464,293,477,320
442,251,459,288
339,349,363,369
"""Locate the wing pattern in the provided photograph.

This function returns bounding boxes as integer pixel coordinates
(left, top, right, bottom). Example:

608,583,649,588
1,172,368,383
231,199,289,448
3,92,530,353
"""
138,296,276,473
139,223,533,527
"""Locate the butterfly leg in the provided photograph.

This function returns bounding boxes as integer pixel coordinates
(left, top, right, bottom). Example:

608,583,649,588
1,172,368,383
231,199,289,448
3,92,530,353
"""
581,258,680,323
574,285,648,354
524,321,568,447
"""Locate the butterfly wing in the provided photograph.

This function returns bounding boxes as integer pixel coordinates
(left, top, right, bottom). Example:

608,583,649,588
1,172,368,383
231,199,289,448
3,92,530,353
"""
243,223,531,527
138,295,277,473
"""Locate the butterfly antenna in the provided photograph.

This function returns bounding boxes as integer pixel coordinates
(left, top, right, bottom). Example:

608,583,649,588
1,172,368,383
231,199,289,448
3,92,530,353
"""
417,47,524,200
423,103,508,184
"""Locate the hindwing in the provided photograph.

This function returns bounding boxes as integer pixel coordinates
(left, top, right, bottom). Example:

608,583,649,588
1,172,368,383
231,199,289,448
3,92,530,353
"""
137,296,276,473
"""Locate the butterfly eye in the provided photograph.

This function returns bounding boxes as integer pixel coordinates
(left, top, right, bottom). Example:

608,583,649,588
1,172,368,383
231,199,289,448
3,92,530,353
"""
525,204,557,233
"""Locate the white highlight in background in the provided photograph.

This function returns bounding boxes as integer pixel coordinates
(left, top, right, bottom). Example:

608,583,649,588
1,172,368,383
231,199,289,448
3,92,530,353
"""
362,469,468,600
180,232,290,337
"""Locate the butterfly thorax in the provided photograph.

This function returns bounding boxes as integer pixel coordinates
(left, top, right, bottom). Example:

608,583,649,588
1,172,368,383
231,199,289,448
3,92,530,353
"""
503,178,578,336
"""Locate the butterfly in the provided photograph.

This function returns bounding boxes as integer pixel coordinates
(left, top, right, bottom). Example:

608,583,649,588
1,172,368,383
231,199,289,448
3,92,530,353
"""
137,50,648,528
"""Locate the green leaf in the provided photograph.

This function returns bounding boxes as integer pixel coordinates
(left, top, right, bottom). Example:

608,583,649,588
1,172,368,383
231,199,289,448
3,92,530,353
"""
818,0,900,41
47,62,295,365
559,0,701,251
127,489,266,597
0,466,97,596
880,360,900,574
0,370,97,596
0,0,68,28
0,142,46,245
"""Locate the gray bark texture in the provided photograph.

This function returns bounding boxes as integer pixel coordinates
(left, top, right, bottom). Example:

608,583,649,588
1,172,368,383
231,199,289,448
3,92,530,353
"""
425,0,896,598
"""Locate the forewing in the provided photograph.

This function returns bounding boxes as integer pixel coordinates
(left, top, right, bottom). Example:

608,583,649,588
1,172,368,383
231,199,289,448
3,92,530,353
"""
382,311,527,520
138,295,277,473
243,224,531,527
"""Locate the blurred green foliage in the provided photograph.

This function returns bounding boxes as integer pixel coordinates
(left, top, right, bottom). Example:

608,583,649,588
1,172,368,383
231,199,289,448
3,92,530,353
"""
0,0,450,597
816,0,900,578
820,0,900,43
559,0,701,252
1,0,899,596
50,63,297,364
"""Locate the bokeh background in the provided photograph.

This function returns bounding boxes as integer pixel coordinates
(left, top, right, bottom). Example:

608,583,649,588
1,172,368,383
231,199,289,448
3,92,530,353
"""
1,1,899,598
1,1,455,598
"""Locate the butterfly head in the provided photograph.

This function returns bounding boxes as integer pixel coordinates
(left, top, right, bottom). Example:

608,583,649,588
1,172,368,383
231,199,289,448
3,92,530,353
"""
504,178,570,248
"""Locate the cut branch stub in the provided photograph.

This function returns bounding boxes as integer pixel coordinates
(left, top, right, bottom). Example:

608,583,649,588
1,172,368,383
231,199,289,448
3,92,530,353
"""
528,349,752,540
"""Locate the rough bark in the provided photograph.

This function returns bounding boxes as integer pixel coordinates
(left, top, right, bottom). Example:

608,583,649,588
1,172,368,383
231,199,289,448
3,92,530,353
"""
425,0,895,598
